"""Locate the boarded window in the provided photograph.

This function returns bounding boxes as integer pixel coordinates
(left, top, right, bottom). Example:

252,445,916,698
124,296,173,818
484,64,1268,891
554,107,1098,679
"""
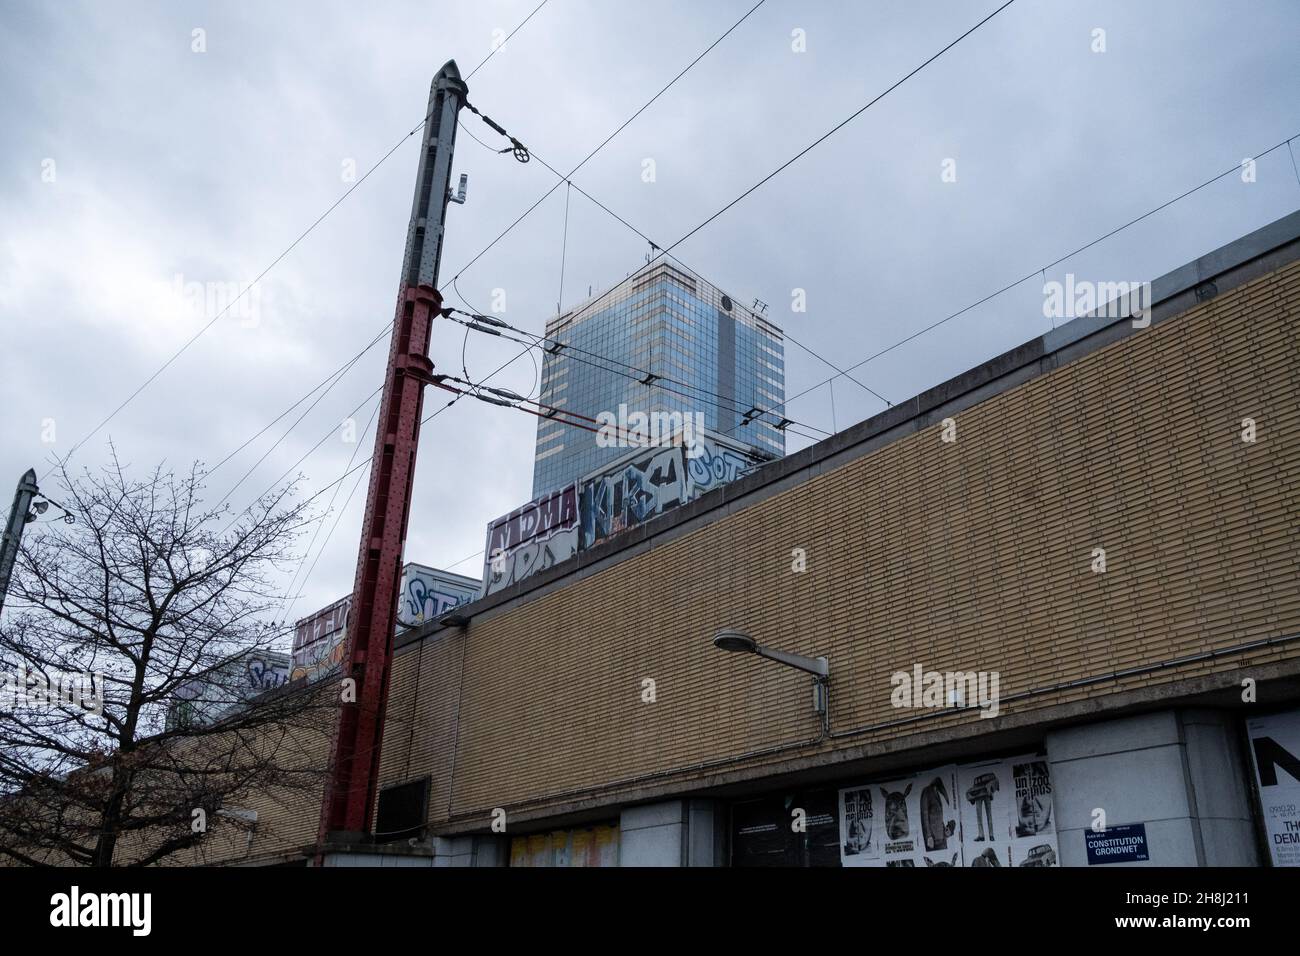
374,777,429,844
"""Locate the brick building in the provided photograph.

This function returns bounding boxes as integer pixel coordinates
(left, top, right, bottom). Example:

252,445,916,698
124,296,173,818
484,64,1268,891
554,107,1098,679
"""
220,212,1300,868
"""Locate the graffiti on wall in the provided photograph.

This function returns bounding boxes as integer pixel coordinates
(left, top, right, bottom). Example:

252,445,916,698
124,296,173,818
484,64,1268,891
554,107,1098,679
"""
290,596,350,683
484,433,761,592
246,657,289,691
288,564,480,679
399,564,478,626
686,437,751,495
293,596,349,658
167,652,291,730
579,435,753,549
579,444,689,548
289,633,347,684
483,484,580,596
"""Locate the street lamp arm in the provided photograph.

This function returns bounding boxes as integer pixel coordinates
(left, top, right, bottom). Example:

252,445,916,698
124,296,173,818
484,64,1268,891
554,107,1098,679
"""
754,645,829,677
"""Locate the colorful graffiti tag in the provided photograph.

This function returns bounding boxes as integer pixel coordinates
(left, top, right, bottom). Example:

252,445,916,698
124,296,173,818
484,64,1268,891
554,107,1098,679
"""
167,651,291,730
484,433,762,594
578,435,753,549
686,436,752,494
399,563,480,626
483,484,580,596
290,595,350,683
579,445,689,548
289,565,481,681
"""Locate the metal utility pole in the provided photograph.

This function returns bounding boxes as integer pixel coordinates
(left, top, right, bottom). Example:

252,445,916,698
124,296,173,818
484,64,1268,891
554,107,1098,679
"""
319,60,468,847
0,469,39,616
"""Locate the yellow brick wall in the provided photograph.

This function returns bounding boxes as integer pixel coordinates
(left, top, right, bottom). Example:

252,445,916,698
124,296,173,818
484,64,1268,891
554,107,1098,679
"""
165,699,334,866
374,627,467,829
377,260,1300,831
1,705,333,867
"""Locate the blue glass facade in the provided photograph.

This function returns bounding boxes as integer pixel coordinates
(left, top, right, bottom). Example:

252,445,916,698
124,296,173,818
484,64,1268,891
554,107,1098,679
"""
532,262,785,497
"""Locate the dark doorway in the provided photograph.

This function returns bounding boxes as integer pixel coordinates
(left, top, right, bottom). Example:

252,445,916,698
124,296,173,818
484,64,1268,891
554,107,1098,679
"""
731,788,840,867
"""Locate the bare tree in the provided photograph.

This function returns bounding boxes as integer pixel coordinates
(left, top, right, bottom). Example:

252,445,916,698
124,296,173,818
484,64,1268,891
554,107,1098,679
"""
0,449,334,866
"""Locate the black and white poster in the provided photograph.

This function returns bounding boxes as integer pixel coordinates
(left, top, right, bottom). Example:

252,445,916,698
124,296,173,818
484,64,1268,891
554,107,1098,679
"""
1013,759,1055,837
958,754,1060,868
1246,708,1300,867
917,768,961,867
839,766,959,867
957,757,1011,865
878,775,920,864
839,755,1057,868
838,785,879,866
1009,758,1058,866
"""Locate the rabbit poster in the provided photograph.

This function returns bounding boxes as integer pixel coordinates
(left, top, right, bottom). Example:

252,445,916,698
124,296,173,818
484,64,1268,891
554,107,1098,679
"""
840,754,1058,867
839,766,959,867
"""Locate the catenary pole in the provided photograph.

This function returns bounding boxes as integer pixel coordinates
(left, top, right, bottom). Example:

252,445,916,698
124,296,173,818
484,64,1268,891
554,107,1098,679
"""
0,469,38,616
318,61,467,850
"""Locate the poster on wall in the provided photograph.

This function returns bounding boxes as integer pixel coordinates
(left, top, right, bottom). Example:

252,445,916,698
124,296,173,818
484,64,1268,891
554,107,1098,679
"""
878,775,920,866
839,755,1058,868
1246,708,1300,867
509,825,620,867
916,768,962,867
839,786,879,866
957,758,1013,867
839,766,960,867
1010,757,1058,867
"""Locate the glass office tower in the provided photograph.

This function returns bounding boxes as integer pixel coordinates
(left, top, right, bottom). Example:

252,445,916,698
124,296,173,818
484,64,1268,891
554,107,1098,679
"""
532,260,786,497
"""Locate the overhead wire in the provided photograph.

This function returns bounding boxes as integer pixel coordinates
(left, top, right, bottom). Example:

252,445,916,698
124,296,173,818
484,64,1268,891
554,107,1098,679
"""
286,346,532,520
218,384,383,535
439,0,769,290
249,2,565,621
466,0,1291,452
43,0,557,484
458,4,1299,463
658,0,1018,259
458,97,892,412
45,108,443,483
451,274,540,402
443,306,828,443
748,133,1300,435
211,332,385,510
458,102,833,438
235,0,777,588
558,181,572,313
466,0,1019,429
275,396,382,625
205,321,391,478
463,0,551,81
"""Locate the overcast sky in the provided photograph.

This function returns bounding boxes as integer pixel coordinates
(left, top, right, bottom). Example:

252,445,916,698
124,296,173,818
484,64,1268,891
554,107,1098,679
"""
2,0,1297,634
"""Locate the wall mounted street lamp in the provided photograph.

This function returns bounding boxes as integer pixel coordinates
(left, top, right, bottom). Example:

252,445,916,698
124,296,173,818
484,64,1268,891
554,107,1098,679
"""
712,628,830,734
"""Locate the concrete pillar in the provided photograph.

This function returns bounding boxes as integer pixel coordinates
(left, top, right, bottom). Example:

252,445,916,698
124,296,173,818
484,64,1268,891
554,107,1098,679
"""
433,835,475,867
432,834,509,866
1180,709,1259,866
686,799,727,867
619,799,726,866
1046,709,1258,867
619,801,686,866
471,834,510,867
